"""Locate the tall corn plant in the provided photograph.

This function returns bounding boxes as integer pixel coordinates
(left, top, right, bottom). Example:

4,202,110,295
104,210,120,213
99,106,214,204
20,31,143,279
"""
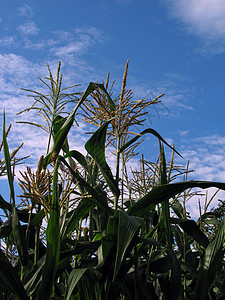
1,62,225,299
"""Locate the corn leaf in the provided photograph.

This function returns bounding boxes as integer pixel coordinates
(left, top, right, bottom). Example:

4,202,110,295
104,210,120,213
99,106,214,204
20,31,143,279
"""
0,249,28,299
59,155,113,213
159,144,173,248
85,119,120,198
61,198,94,239
138,237,181,300
171,218,209,248
64,268,87,300
113,211,143,280
3,111,28,266
23,255,45,297
128,181,225,217
43,82,115,168
118,128,182,157
37,158,60,299
64,150,89,173
194,217,225,299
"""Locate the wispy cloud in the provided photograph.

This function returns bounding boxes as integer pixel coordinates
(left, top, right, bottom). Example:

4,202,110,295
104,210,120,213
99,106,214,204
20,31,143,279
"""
17,22,39,36
173,133,225,218
0,36,16,47
18,4,33,18
51,27,103,58
166,0,225,39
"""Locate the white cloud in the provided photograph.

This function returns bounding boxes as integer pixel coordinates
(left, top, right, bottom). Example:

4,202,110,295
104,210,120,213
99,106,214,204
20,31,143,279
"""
166,0,225,39
18,4,33,18
17,22,39,36
172,133,225,218
51,27,103,58
0,36,16,47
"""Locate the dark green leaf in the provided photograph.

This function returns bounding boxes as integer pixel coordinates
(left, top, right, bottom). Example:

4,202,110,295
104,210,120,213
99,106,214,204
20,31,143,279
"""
85,119,120,198
0,249,28,300
37,159,60,299
128,181,225,217
194,217,225,300
171,218,209,248
61,198,94,239
118,128,182,158
113,211,143,280
64,268,87,300
43,82,115,168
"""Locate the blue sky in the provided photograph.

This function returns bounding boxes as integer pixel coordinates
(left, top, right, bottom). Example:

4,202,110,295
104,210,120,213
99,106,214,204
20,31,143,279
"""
1,0,225,218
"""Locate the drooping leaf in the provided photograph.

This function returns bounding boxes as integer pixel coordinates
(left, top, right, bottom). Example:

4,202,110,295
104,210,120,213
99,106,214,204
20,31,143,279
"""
118,128,182,158
171,218,209,248
64,150,89,173
85,119,120,198
128,181,225,217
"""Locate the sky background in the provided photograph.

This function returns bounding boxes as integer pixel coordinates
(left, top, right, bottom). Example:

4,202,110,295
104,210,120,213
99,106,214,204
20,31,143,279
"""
1,0,225,218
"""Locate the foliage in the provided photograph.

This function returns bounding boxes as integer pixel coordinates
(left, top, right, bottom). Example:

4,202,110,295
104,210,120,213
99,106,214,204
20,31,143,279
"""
1,62,225,299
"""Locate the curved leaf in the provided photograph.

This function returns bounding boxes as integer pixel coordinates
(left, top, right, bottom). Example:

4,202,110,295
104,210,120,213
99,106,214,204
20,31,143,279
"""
59,156,113,214
171,218,209,248
128,181,225,217
85,119,120,198
113,211,143,280
43,82,115,168
118,128,182,158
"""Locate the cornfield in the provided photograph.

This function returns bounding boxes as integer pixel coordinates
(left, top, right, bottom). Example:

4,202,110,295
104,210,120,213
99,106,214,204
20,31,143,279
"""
1,61,225,299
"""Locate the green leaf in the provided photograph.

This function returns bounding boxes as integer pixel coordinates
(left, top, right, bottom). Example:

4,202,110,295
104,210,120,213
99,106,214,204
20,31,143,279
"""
43,82,115,168
118,128,182,158
3,110,15,204
3,111,28,266
12,205,28,266
37,159,60,299
59,156,113,214
138,237,181,300
85,119,120,198
23,256,45,297
64,150,89,173
53,115,70,153
128,181,225,217
0,249,28,300
159,144,173,248
194,217,225,300
171,218,209,248
113,211,143,280
64,268,87,300
29,209,45,227
61,198,94,239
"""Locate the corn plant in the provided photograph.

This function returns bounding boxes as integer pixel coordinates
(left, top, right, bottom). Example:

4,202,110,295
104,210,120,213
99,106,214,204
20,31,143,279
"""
1,62,225,299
